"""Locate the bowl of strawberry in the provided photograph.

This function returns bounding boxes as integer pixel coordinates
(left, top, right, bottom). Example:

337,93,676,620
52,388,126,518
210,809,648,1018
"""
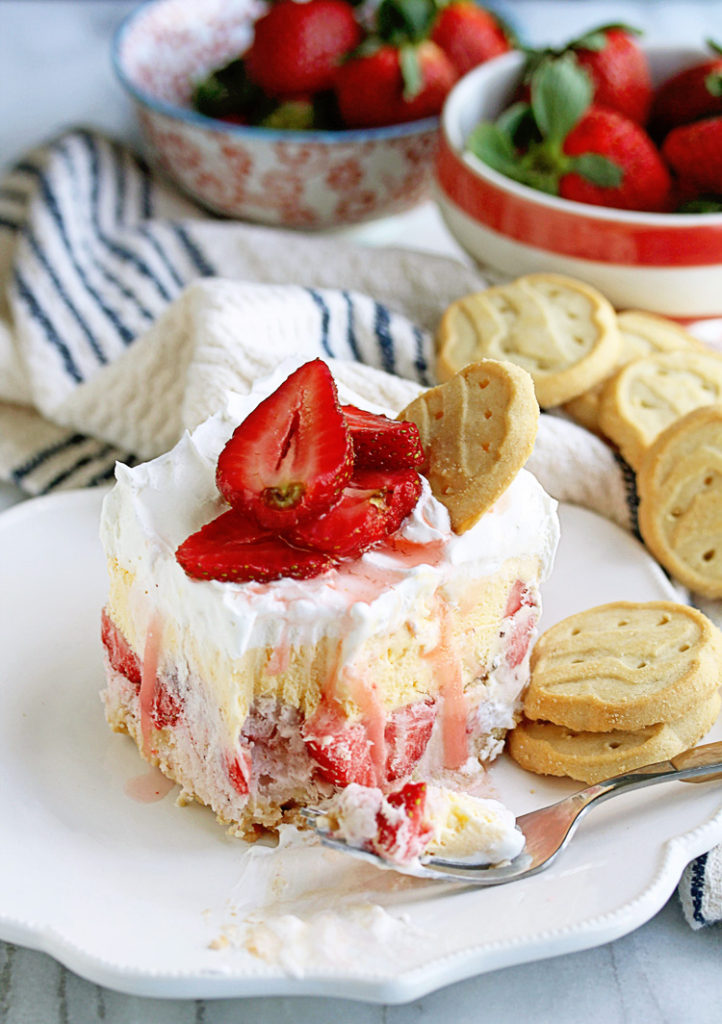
435,27,722,318
113,0,512,228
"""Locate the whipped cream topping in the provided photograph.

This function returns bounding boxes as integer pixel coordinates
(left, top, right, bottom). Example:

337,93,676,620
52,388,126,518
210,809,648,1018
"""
101,377,559,678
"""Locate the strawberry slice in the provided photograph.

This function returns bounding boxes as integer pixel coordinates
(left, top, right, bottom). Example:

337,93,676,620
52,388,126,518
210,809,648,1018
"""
216,360,353,529
375,781,433,862
176,507,333,583
302,702,376,787
101,608,141,689
385,700,437,781
342,405,425,471
287,468,422,559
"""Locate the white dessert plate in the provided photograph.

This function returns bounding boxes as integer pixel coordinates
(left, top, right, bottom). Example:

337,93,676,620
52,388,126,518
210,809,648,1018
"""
1,489,720,1003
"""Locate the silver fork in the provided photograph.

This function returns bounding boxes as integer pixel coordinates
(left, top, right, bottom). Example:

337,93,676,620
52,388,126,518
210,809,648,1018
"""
301,740,722,884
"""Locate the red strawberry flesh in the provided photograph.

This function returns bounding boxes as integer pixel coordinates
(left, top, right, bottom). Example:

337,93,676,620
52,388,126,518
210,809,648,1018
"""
343,404,425,470
384,700,436,781
302,702,377,787
176,507,333,583
287,468,422,558
374,781,433,862
216,359,353,529
101,608,141,688
245,0,361,96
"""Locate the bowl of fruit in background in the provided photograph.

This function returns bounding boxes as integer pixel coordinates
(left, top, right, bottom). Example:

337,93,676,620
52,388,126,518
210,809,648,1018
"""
112,0,512,229
435,28,722,319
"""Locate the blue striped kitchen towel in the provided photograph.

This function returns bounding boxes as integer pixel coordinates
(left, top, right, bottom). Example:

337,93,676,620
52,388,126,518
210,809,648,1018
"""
0,128,719,928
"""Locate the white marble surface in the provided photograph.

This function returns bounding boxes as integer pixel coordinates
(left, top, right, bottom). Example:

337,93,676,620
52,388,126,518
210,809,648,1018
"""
1,2,722,1021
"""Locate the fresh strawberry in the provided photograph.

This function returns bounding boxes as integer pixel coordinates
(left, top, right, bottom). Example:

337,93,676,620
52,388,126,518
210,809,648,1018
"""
662,116,722,196
302,702,376,787
561,106,671,211
650,45,722,139
245,0,361,96
384,700,436,781
524,25,652,124
101,609,141,689
430,1,511,77
469,58,671,212
176,507,334,584
287,468,422,558
375,781,434,861
342,405,425,471
335,41,457,128
216,360,353,530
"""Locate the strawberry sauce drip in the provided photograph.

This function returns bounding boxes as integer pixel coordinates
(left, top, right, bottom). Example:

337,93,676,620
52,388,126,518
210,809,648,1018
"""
428,601,468,770
139,613,162,757
343,665,387,786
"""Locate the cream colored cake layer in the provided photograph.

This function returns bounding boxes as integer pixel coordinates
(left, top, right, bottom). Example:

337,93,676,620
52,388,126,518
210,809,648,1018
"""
106,554,541,743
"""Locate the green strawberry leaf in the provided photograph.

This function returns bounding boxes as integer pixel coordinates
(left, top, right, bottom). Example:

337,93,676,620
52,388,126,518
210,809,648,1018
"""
399,43,423,101
467,122,520,177
569,153,623,188
377,0,436,44
705,70,722,97
571,23,642,50
706,38,722,56
678,196,722,213
192,58,261,119
260,100,315,131
531,56,593,144
497,101,534,138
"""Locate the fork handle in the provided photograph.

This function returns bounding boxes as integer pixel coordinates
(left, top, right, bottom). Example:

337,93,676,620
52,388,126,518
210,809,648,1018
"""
671,740,722,782
571,740,722,815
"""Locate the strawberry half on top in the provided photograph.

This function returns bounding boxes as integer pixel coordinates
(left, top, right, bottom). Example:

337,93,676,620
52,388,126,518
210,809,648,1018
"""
216,359,354,530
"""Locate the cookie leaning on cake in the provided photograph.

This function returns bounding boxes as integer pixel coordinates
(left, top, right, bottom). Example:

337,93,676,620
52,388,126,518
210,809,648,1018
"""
436,271,722,600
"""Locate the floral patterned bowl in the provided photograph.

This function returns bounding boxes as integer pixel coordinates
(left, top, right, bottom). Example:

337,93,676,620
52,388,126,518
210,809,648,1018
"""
113,0,440,228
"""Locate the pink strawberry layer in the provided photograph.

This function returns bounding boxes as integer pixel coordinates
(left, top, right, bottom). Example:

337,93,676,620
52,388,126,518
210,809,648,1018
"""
101,575,538,836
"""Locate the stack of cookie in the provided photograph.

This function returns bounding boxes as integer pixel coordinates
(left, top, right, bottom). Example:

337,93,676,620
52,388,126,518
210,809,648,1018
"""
508,601,722,783
436,273,722,599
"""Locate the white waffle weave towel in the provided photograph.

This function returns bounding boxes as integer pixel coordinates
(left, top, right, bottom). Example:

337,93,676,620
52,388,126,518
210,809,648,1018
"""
0,129,719,928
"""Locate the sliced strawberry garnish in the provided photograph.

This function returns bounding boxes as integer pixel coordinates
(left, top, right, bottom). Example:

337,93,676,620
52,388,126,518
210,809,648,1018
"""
176,507,333,583
385,700,437,781
288,468,422,559
375,781,433,862
101,608,141,689
216,360,353,529
342,405,425,471
302,702,376,787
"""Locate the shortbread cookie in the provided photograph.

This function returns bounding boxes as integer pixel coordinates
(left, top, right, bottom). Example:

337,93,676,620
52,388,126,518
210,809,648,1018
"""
638,405,722,598
597,349,722,469
524,601,722,731
436,273,621,408
397,359,538,533
564,310,705,434
508,691,721,784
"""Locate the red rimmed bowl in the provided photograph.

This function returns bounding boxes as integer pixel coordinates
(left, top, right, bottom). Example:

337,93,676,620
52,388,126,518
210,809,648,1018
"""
113,0,440,229
435,46,722,319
